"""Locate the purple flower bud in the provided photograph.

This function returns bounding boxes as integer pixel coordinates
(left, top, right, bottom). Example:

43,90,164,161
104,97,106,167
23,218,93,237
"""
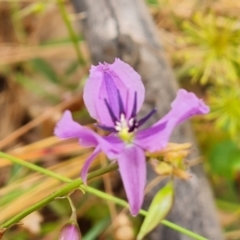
59,222,81,240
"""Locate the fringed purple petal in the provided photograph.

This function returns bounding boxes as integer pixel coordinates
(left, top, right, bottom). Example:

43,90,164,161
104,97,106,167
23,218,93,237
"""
135,121,172,152
102,134,125,159
118,145,146,216
54,111,122,158
103,72,119,118
83,59,145,126
81,147,101,184
167,89,209,124
135,89,209,152
80,135,124,184
54,110,98,147
55,111,125,184
54,110,83,139
104,98,118,123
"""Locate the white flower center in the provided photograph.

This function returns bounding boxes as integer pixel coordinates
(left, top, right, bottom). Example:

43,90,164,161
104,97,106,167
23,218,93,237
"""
115,114,135,143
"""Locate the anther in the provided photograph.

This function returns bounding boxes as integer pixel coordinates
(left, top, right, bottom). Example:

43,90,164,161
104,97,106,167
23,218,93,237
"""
128,118,134,126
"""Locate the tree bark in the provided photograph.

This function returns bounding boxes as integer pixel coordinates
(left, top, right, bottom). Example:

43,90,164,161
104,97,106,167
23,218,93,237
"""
71,0,223,239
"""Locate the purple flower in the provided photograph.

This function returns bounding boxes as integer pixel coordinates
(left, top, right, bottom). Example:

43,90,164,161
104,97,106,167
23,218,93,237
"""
54,59,209,216
59,222,81,240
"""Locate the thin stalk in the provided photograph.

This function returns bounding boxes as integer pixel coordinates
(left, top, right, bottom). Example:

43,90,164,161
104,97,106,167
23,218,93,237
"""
10,1,26,43
56,0,85,65
66,196,77,221
0,152,207,240
0,152,117,183
86,187,208,240
0,151,72,182
1,178,81,229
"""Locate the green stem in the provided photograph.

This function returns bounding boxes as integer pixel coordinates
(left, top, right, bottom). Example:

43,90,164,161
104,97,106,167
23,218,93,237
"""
1,178,81,229
0,152,118,229
86,188,208,240
0,152,71,183
66,196,77,221
0,152,207,240
56,0,85,65
0,152,117,184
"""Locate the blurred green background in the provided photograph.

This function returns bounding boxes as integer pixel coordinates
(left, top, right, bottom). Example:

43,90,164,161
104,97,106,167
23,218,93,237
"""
1,0,240,239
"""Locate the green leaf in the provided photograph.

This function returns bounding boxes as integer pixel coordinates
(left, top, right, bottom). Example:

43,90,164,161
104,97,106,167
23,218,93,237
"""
137,181,174,240
64,60,79,76
31,58,60,84
82,217,110,240
209,139,240,179
14,73,59,102
146,0,158,6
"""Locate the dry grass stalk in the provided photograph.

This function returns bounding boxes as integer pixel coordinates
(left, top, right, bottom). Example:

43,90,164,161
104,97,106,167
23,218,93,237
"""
0,42,89,65
0,93,83,150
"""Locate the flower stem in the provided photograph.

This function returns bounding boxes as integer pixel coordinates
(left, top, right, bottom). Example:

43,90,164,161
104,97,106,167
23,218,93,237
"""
56,0,85,65
1,178,81,229
0,151,72,183
67,196,77,221
0,152,117,184
86,188,208,240
0,152,207,240
0,151,118,229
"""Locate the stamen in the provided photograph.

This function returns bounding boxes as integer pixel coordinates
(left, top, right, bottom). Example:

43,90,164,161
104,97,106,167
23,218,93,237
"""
138,108,157,127
117,89,125,116
116,122,121,127
104,98,118,123
120,114,125,122
128,119,136,132
128,118,134,126
115,126,121,131
96,124,117,132
130,92,137,118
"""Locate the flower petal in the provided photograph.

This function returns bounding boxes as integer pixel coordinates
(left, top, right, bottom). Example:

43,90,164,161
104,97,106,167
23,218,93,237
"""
80,136,124,185
135,89,209,152
167,88,209,124
83,59,145,126
102,134,124,159
54,110,84,140
135,121,170,152
81,147,101,184
59,222,81,240
54,111,122,157
55,110,98,147
118,145,146,216
55,111,125,183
